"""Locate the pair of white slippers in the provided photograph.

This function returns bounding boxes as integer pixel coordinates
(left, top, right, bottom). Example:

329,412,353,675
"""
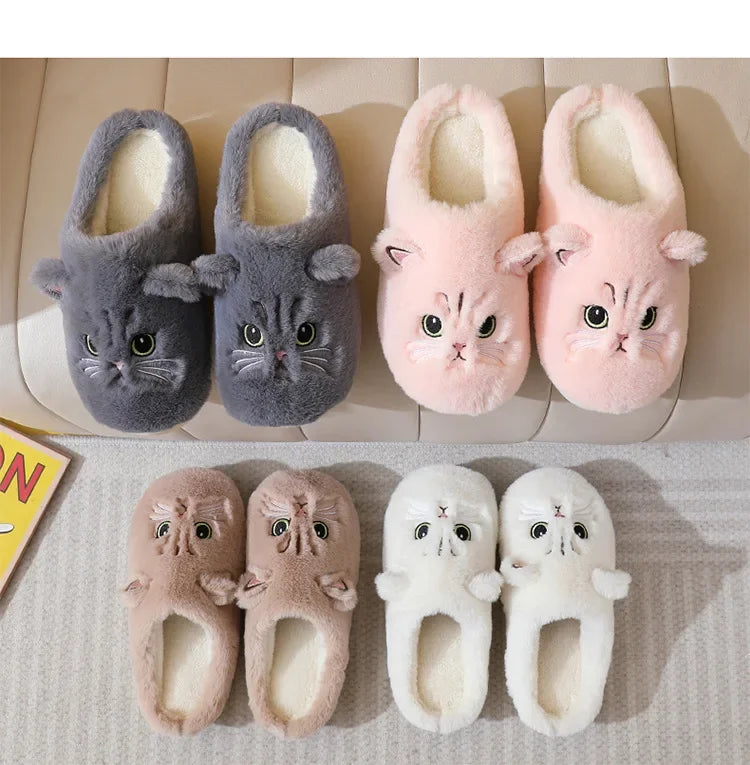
375,465,630,736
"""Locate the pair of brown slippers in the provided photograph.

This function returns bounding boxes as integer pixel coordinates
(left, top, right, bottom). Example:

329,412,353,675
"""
122,467,360,738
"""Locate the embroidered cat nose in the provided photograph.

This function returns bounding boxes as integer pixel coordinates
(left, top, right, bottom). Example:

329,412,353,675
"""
616,333,629,342
114,361,125,370
275,350,287,361
438,504,448,517
453,343,466,351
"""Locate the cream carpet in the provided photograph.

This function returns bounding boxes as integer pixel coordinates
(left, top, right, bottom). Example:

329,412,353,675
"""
1,438,748,764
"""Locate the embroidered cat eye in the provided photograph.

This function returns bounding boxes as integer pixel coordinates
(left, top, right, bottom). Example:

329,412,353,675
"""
85,335,98,356
243,323,264,347
313,521,329,539
454,523,471,541
155,520,170,538
640,307,657,330
477,316,496,338
573,522,588,539
271,518,289,536
422,315,442,337
296,322,316,346
584,305,609,329
131,333,156,357
530,521,548,539
414,522,430,539
194,521,212,540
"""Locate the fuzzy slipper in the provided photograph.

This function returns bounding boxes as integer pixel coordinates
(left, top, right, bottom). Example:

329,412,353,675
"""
499,467,630,737
372,84,546,416
375,465,502,733
184,103,361,427
30,109,212,432
121,468,246,735
534,84,708,414
237,469,360,738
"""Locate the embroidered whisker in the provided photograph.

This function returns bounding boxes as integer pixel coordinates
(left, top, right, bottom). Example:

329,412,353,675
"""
136,369,171,384
236,362,263,378
301,360,327,373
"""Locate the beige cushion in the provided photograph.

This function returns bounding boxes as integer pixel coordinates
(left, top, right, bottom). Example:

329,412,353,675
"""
1,58,747,441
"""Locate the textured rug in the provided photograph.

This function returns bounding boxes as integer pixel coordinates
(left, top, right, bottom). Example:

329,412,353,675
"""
1,438,748,764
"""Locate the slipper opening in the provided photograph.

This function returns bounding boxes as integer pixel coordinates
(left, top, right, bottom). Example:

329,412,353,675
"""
152,614,214,718
416,614,464,715
242,123,317,227
90,128,170,235
267,618,324,721
537,618,581,718
428,115,485,206
575,110,641,205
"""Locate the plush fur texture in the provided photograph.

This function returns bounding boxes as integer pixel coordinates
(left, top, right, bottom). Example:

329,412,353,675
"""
376,465,502,733
190,104,360,427
122,468,245,736
534,84,707,414
372,84,545,416
237,470,360,738
30,110,212,432
499,467,630,737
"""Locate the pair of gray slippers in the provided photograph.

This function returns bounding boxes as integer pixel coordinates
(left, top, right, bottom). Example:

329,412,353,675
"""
32,106,361,432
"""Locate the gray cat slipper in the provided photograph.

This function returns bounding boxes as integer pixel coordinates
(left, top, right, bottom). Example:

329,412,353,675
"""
30,109,212,432
188,103,361,427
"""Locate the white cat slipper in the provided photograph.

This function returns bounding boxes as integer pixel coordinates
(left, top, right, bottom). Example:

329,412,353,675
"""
375,465,502,733
499,467,630,737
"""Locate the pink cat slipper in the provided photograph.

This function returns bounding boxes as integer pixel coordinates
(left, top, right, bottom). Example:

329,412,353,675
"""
237,470,360,739
534,84,707,414
122,468,246,735
372,84,545,416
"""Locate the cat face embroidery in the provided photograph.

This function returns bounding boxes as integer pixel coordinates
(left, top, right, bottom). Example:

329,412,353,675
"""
150,497,233,559
374,229,544,415
501,468,615,571
535,224,707,413
32,258,211,432
405,499,489,559
383,465,497,577
259,490,340,557
242,470,360,609
229,297,334,384
203,244,360,426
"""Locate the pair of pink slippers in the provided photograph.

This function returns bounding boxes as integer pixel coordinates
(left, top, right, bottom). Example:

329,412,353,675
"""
122,467,360,738
373,83,706,416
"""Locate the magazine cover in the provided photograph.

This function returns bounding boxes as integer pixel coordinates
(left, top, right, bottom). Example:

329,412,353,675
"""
0,422,70,597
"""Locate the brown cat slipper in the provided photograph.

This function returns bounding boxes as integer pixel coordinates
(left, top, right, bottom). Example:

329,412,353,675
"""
237,470,360,739
121,468,245,735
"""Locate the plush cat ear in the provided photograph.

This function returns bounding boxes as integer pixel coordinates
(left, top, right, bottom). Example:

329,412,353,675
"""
371,228,421,274
542,223,591,266
495,232,546,276
306,244,360,283
658,230,707,266
30,258,70,300
192,253,241,293
199,572,238,606
318,572,358,611
142,255,240,302
121,574,151,609
142,262,203,302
